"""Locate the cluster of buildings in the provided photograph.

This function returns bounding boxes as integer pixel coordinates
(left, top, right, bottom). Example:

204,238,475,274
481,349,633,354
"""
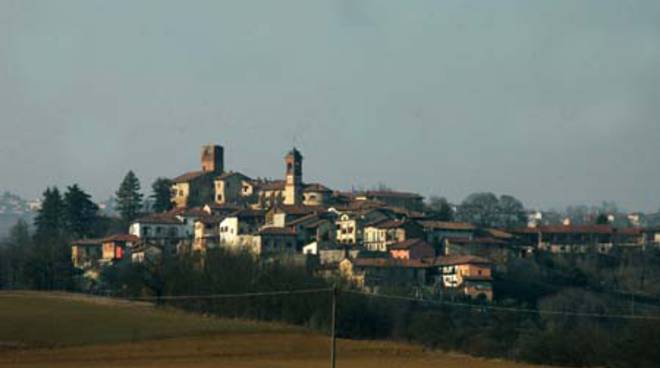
71,144,660,301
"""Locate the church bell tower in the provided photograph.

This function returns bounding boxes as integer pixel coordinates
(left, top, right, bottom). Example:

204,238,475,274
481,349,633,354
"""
284,148,303,205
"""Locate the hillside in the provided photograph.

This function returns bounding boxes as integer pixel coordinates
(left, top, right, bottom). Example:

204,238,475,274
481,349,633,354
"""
0,292,548,368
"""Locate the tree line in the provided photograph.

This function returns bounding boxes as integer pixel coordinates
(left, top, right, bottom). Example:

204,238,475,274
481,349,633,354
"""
0,171,173,290
98,247,660,368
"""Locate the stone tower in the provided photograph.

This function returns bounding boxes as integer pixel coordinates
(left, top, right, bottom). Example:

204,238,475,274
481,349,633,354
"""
201,144,224,173
283,148,303,205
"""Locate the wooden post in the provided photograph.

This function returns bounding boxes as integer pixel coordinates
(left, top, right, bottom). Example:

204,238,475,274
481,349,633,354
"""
330,285,337,368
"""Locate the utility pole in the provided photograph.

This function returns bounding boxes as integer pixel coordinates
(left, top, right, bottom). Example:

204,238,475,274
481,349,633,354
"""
330,285,337,368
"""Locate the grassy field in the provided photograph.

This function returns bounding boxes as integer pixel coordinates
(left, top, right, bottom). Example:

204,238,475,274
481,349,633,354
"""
0,292,549,368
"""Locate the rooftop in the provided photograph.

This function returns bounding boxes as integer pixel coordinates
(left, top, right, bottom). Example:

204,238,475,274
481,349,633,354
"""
434,255,493,266
419,220,476,231
389,238,431,250
351,257,432,269
259,227,297,236
357,190,423,200
172,171,206,183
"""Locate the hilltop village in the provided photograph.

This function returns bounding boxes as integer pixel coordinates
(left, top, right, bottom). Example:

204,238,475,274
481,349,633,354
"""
71,144,660,301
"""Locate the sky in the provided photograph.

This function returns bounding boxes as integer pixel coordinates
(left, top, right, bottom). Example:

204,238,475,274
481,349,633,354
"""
1,0,659,212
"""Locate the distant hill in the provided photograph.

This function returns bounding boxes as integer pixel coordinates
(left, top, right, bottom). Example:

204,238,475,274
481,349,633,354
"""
0,191,37,239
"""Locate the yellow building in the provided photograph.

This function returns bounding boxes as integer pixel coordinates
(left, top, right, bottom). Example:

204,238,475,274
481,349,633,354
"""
172,145,224,208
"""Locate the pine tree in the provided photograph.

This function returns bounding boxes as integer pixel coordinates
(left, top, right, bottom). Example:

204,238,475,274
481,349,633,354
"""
29,187,74,290
33,187,65,243
115,171,143,223
150,177,173,213
63,184,99,238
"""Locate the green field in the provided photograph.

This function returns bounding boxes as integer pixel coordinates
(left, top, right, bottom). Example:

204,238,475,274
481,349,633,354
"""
0,292,549,368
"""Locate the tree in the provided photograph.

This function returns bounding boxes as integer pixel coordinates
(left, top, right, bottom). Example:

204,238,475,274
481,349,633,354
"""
29,187,75,290
456,192,500,227
63,184,99,238
150,178,173,213
33,187,65,243
497,195,527,228
426,196,453,221
0,219,31,289
115,171,143,223
456,192,526,228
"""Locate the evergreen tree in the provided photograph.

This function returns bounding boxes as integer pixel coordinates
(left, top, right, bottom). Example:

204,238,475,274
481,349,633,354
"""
63,184,99,238
33,187,65,243
0,219,31,289
29,187,74,290
115,171,143,223
150,177,173,213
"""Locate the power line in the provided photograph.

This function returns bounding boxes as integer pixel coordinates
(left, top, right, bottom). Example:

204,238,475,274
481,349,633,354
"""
344,290,660,322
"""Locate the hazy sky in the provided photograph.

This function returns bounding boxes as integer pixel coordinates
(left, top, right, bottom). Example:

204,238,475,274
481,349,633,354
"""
1,1,659,212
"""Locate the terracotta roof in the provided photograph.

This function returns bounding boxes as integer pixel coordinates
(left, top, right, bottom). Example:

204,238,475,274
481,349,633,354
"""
445,237,508,245
71,238,104,246
365,219,407,229
216,171,251,181
351,257,432,269
434,255,492,266
484,228,514,239
359,190,423,200
389,239,431,250
172,171,206,183
333,199,388,212
259,227,297,236
420,221,475,231
231,208,266,219
134,213,182,225
304,183,332,193
101,234,140,243
170,207,207,218
274,205,323,216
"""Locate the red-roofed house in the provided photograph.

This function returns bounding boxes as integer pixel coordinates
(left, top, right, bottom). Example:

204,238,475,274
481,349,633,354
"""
434,255,493,301
339,257,433,293
389,239,435,260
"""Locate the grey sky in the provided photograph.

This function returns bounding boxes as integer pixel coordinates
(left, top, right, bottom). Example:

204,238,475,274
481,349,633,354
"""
1,1,659,212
